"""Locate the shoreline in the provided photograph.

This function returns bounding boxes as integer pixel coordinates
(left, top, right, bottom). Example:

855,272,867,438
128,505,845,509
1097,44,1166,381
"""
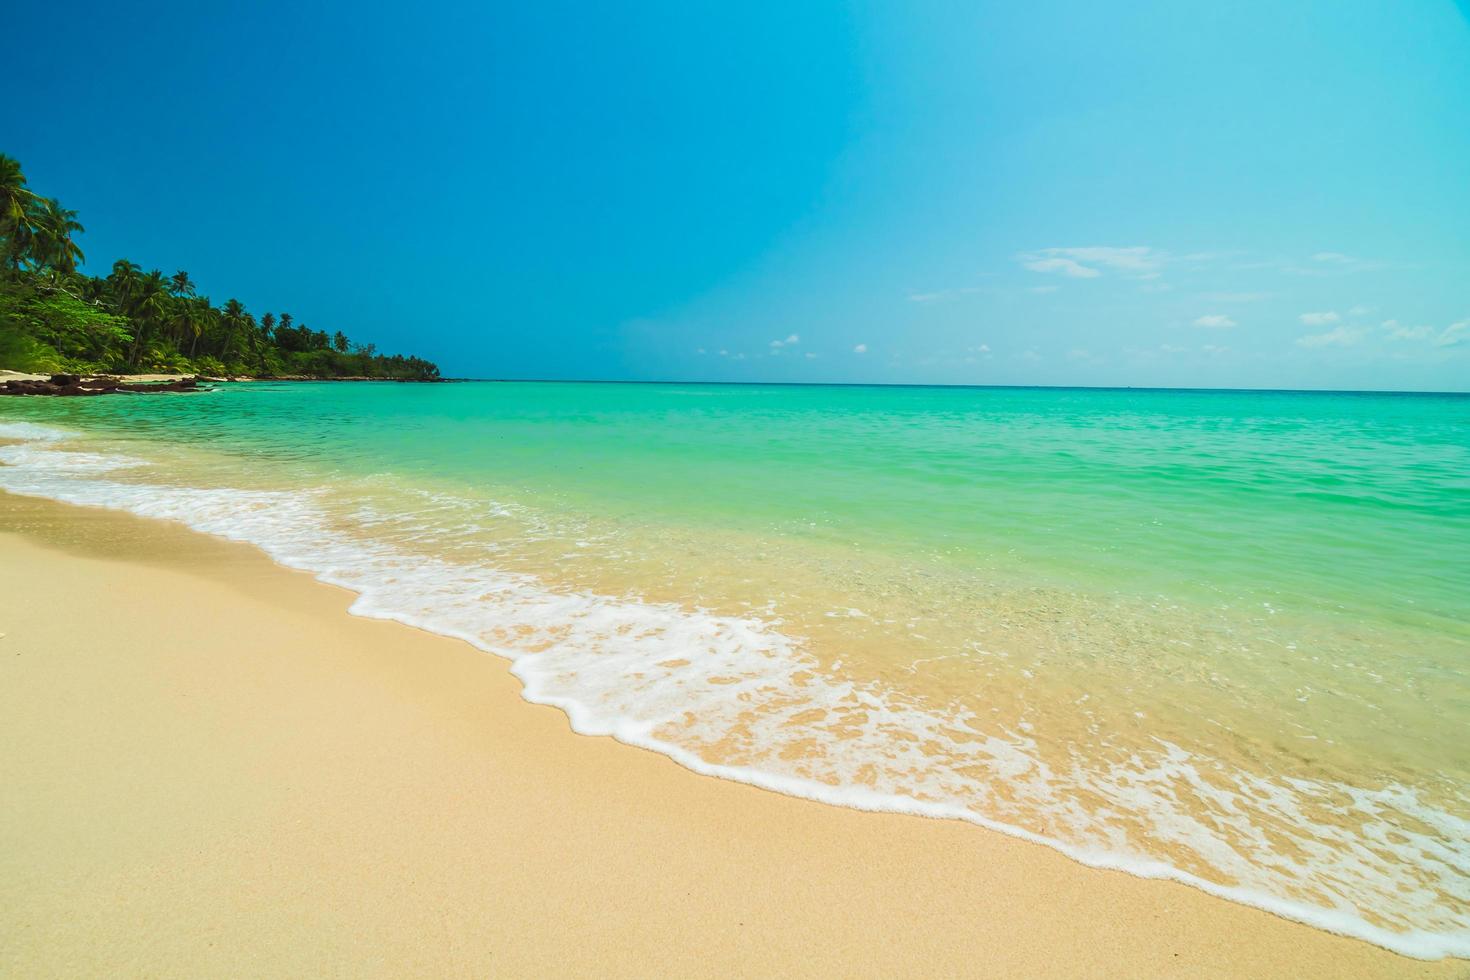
0,490,1460,977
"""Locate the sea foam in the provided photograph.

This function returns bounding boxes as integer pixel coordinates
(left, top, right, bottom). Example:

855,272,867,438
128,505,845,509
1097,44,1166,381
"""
1,420,1466,960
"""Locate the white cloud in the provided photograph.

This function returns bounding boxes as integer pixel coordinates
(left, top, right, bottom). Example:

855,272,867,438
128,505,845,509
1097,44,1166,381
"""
1434,320,1470,347
1193,314,1237,329
1159,344,1187,354
1019,246,1166,280
1201,291,1271,303
969,343,991,353
1347,305,1372,316
696,348,706,355
1299,311,1340,326
769,333,800,349
1384,320,1435,341
1296,325,1368,348
1060,247,1161,273
1022,256,1100,278
1381,319,1469,346
804,351,818,359
1201,344,1229,355
1067,348,1093,361
718,349,729,357
909,286,986,303
853,343,867,354
785,333,800,345
1285,252,1385,277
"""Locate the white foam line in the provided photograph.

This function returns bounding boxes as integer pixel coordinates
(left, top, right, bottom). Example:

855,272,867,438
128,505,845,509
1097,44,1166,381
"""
1,419,1466,961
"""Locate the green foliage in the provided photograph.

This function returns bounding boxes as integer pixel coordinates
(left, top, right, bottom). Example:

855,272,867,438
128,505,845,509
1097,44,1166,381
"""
192,355,228,377
0,328,64,374
0,276,132,371
0,153,440,381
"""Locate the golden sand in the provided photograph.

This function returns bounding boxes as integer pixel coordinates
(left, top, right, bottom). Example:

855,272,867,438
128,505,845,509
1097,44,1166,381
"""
0,492,1459,978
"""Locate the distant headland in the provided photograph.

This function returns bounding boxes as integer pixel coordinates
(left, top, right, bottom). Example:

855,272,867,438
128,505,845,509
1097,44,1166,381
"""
0,153,439,382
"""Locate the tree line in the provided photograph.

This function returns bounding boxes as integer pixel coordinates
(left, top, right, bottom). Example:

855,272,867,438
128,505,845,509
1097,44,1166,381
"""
0,154,440,380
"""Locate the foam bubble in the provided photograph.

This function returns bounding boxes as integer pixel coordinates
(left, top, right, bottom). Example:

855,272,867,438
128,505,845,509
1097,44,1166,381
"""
0,420,72,442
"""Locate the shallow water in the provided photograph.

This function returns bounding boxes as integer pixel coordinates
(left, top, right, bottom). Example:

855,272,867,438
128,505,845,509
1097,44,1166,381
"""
2,382,1467,957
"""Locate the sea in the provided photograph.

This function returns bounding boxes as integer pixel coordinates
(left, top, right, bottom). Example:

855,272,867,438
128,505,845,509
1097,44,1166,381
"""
1,381,1466,957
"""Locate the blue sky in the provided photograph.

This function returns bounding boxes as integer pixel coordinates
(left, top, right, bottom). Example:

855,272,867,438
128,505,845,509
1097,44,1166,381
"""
8,0,1469,388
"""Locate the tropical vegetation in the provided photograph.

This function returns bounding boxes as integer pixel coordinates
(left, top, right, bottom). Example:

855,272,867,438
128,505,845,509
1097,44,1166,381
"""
0,154,439,380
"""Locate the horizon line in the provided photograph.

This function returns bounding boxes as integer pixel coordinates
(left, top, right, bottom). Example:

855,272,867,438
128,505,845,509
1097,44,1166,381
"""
432,378,1470,397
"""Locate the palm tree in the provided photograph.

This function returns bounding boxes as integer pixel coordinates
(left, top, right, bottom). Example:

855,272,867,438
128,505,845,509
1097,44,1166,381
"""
248,318,274,374
123,269,172,368
0,155,39,270
169,296,201,352
168,270,195,298
187,297,216,358
137,270,171,321
107,259,142,308
77,273,109,305
0,155,35,233
31,198,85,273
220,298,250,362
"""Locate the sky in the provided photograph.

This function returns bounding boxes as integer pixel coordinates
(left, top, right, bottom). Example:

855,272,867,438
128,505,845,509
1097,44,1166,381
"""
7,0,1470,389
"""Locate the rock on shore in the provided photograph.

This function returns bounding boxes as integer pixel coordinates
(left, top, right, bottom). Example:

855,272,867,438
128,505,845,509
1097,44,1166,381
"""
0,374,208,397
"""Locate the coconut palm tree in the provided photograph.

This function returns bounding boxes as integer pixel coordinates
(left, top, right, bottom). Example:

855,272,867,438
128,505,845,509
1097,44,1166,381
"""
107,259,141,302
168,270,195,298
123,270,172,368
31,198,85,273
220,298,250,363
168,296,200,351
0,155,35,234
187,297,216,358
0,155,40,270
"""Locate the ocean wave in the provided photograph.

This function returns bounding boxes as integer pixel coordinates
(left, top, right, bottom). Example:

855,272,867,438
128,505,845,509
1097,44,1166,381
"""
1,419,1466,960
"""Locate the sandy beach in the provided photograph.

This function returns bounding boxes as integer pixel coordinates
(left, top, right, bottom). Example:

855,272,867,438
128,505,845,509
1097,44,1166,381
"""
0,490,1460,978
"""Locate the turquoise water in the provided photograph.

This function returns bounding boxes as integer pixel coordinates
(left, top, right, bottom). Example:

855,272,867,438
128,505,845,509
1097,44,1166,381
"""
2,382,1468,956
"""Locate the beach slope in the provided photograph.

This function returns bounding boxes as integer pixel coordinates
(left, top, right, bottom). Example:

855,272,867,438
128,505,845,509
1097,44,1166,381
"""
0,493,1458,978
